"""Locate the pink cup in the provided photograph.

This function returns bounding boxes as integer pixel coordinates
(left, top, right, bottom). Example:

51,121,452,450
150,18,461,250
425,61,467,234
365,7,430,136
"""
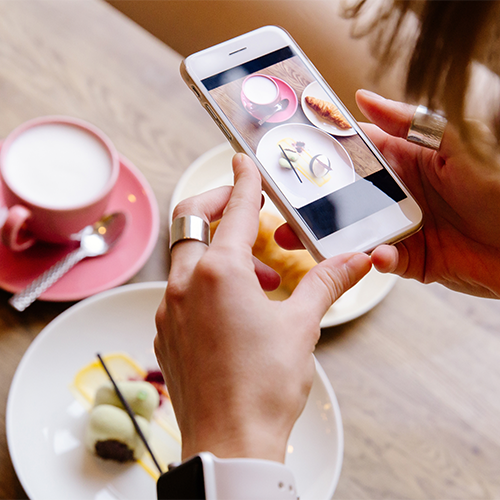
0,116,119,251
241,74,281,119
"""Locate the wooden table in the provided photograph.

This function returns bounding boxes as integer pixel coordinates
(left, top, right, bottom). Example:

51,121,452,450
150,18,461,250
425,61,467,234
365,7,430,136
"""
0,2,499,499
212,56,380,177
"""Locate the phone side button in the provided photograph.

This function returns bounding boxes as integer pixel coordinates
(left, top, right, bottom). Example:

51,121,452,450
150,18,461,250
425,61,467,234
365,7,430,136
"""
204,104,233,142
191,85,201,98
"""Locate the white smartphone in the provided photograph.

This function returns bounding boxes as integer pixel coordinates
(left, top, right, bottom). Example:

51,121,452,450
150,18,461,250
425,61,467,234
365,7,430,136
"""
181,26,423,261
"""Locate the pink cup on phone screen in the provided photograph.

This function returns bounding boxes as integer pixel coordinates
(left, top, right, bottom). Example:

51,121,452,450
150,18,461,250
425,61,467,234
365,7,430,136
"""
0,116,119,251
241,74,280,118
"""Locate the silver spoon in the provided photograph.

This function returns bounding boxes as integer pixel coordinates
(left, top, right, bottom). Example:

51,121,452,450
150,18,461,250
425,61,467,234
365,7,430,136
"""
258,98,290,126
9,212,127,312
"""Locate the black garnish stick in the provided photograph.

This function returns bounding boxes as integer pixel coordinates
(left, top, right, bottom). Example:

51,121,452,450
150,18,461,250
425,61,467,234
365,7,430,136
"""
279,144,303,183
96,353,163,474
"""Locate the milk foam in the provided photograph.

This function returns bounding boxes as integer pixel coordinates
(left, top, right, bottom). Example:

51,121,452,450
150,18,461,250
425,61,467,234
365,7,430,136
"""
3,124,112,209
243,75,278,105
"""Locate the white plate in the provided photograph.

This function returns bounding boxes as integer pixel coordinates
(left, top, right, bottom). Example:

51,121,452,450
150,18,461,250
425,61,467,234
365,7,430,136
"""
301,81,357,137
7,282,343,500
255,123,356,208
170,143,398,327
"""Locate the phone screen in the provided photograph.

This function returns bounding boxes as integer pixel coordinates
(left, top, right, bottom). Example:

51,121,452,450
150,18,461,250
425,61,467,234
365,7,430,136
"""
202,45,409,241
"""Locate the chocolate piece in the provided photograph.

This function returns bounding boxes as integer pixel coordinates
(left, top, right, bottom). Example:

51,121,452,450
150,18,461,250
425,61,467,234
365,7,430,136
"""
95,439,134,462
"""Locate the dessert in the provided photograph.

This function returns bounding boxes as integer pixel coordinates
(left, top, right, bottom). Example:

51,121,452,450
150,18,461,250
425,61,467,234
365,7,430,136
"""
305,95,351,129
309,154,332,178
86,380,159,462
86,403,150,462
72,352,181,479
94,380,159,421
277,138,332,187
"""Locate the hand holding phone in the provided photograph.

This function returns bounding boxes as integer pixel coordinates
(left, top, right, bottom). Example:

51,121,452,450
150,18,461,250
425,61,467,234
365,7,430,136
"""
181,26,423,261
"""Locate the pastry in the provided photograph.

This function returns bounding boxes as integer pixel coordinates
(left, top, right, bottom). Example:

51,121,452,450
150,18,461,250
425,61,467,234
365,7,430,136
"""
305,96,351,129
253,212,316,292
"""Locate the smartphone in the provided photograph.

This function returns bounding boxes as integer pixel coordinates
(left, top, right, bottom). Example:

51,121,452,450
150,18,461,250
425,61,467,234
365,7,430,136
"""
181,26,423,261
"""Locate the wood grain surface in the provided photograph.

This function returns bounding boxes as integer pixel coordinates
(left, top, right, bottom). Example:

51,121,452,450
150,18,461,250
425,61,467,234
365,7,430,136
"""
210,56,381,178
0,2,499,500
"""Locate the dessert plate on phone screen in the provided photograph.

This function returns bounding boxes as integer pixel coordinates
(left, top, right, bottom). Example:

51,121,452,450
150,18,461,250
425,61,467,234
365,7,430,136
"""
170,143,398,327
7,282,343,500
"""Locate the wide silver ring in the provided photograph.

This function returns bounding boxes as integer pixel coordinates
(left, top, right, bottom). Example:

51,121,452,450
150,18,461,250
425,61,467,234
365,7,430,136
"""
407,105,447,150
170,215,210,251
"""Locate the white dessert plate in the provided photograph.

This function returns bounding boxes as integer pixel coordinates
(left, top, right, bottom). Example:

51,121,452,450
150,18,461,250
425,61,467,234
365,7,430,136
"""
255,123,356,208
170,143,398,327
7,282,343,500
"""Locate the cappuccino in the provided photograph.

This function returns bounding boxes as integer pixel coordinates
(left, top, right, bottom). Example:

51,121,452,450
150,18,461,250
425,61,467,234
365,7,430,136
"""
3,123,113,209
243,75,279,106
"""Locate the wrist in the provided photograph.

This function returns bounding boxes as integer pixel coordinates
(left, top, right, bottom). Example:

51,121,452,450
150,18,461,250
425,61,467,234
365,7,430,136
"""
180,423,291,463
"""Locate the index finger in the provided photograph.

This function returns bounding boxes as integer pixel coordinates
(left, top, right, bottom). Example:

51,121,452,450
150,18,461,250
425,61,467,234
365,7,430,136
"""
169,185,233,283
355,89,451,154
210,153,263,251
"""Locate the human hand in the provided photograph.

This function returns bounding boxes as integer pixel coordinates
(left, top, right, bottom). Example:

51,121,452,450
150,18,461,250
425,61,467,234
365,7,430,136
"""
356,90,500,298
154,153,371,463
276,91,500,298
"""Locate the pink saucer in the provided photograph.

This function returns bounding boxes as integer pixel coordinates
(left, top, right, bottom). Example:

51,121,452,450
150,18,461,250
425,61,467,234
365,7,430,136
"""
0,153,160,302
241,77,298,124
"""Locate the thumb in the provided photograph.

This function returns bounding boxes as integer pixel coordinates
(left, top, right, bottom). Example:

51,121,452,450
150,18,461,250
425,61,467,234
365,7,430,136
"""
289,253,372,322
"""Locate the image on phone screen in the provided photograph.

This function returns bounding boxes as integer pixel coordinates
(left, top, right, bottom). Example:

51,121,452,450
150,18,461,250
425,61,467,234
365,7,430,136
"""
202,45,410,241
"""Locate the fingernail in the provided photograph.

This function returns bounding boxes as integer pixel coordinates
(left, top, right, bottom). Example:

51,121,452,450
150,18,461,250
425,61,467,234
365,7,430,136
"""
346,253,371,275
233,153,245,166
358,89,385,101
